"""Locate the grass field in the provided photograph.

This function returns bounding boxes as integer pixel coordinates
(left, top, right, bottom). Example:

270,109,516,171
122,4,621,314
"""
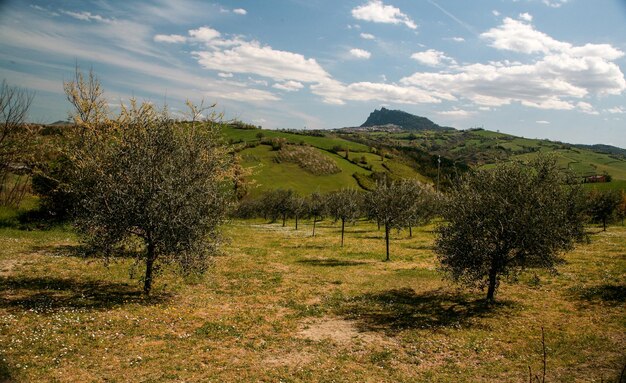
239,145,368,195
222,125,370,152
1,212,624,382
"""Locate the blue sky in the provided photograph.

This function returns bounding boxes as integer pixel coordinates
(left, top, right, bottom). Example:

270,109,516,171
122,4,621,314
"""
1,0,625,147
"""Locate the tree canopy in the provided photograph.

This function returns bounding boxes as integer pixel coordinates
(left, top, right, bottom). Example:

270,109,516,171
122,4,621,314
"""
65,69,233,294
435,156,585,301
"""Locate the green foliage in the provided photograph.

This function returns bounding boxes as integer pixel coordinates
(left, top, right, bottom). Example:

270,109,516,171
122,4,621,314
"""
435,155,586,301
365,179,435,260
238,145,366,195
586,189,622,230
308,191,327,236
259,188,295,226
70,103,232,294
326,188,362,246
62,68,233,294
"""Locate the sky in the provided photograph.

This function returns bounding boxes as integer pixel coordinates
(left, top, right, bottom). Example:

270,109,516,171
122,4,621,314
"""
1,0,625,147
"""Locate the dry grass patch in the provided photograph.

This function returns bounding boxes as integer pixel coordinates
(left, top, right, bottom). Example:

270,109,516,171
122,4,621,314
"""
0,220,624,382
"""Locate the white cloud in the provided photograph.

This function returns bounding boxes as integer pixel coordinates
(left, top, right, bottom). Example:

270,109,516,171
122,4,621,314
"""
606,106,625,114
519,12,533,22
189,26,221,43
61,10,113,23
154,34,186,43
450,37,465,42
438,109,475,117
273,80,304,92
542,0,568,8
204,88,279,102
577,101,599,115
194,40,332,83
349,48,371,59
481,17,569,54
233,8,247,15
536,120,550,124
310,79,441,105
387,17,623,110
218,72,233,78
360,33,375,40
411,49,455,66
492,10,500,16
351,0,417,29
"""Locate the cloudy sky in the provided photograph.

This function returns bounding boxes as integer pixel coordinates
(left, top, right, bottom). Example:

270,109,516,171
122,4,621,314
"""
1,0,625,147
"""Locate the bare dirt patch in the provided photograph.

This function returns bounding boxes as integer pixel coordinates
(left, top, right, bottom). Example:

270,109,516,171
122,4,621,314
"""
298,316,395,346
0,258,23,277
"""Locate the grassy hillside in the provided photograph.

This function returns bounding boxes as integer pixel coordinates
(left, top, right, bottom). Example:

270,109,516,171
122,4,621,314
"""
239,145,368,195
222,125,369,152
222,123,626,193
223,125,433,195
337,128,626,188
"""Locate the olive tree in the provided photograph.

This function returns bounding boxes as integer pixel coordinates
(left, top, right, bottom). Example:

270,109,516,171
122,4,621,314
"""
435,156,585,301
326,188,362,246
65,71,233,294
586,189,621,231
308,191,327,237
403,179,438,237
366,179,422,261
263,189,294,226
290,193,308,230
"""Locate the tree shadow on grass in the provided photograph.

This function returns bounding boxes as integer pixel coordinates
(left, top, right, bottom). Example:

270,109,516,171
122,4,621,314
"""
298,258,369,267
0,276,170,312
336,287,514,333
571,284,626,305
0,352,13,383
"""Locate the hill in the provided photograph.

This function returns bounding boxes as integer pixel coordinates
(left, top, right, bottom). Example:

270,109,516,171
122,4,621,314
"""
360,107,453,131
221,117,626,196
573,143,626,158
221,123,434,196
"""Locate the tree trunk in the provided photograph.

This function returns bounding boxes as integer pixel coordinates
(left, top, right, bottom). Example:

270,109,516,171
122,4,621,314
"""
312,217,317,237
385,223,390,261
144,241,156,295
295,214,298,230
602,218,606,231
341,218,345,247
377,219,380,231
282,214,286,227
409,225,412,238
486,266,498,301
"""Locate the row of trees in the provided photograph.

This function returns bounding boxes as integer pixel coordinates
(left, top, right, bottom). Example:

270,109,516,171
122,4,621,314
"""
237,156,614,301
236,179,439,260
585,189,626,230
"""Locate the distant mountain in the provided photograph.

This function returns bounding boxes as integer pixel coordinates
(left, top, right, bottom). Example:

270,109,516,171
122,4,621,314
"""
573,143,626,157
360,107,453,131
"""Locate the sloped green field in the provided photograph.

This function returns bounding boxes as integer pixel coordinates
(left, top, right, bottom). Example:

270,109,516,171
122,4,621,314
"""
239,145,369,195
222,125,369,152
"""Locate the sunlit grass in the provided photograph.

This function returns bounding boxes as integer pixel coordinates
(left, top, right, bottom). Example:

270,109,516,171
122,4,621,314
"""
1,218,624,382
